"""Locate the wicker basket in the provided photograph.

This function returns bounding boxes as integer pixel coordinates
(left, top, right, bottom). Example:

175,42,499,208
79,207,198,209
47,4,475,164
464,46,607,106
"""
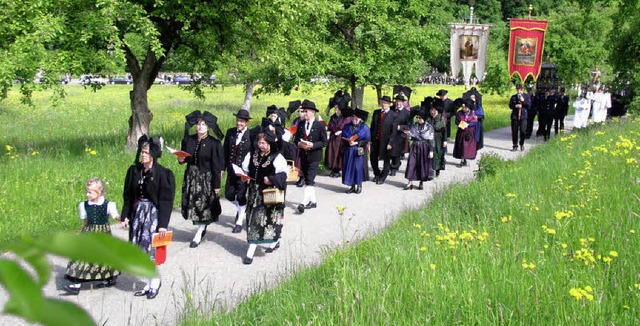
263,187,285,205
286,160,299,182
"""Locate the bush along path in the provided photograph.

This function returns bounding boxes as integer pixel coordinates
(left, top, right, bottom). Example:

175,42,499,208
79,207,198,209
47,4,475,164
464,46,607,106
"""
7,116,630,325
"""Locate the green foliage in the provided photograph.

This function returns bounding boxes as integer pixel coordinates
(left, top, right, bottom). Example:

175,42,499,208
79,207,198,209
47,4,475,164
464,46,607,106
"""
0,232,156,325
609,0,640,111
475,151,510,179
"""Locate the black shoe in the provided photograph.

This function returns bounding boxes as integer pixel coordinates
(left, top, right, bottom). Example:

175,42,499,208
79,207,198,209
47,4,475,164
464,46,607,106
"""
520,145,525,151
355,185,362,194
297,204,305,213
416,182,424,190
335,171,341,178
329,171,335,177
511,146,518,152
189,240,200,248
435,170,440,177
232,225,242,233
376,178,385,185
305,202,317,209
296,178,304,187
389,170,396,176
134,288,148,297
243,256,253,265
403,184,413,190
372,176,379,182
265,242,281,253
103,277,117,288
346,186,356,194
64,284,80,295
147,283,161,299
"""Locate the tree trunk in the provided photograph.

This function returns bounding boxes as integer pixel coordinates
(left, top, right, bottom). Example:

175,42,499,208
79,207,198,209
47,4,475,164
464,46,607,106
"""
124,48,162,149
240,81,256,112
349,77,365,110
126,83,153,150
375,84,383,106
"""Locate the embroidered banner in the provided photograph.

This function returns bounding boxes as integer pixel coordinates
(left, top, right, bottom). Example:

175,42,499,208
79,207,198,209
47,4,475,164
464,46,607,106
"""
508,18,549,81
450,23,491,87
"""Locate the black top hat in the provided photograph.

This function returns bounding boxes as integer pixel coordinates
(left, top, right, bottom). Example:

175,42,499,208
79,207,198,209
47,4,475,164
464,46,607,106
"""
352,107,369,122
233,109,252,120
394,94,406,101
379,95,393,103
300,99,318,111
436,89,448,97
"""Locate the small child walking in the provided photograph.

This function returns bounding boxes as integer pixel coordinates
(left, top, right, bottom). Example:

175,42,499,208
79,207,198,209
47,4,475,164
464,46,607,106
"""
64,177,121,294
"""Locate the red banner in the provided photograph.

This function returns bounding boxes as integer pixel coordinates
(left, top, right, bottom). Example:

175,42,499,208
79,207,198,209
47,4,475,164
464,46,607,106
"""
508,18,549,81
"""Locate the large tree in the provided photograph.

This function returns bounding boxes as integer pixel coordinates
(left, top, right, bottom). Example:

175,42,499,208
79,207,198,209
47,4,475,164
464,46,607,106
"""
0,0,288,148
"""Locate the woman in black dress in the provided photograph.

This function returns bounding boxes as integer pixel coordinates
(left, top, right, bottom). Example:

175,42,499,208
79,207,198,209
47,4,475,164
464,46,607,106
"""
179,110,224,248
121,135,176,299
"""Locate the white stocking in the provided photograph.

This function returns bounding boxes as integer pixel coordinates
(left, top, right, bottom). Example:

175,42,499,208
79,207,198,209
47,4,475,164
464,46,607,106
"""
192,224,206,243
245,244,257,259
237,205,246,226
307,186,317,204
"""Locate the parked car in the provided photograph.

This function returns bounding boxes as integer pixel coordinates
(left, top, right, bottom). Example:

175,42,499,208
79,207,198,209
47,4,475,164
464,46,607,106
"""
80,75,107,86
154,77,167,85
110,76,131,85
174,75,192,85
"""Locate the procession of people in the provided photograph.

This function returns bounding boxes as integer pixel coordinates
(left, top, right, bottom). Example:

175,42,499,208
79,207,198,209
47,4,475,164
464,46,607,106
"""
63,82,615,299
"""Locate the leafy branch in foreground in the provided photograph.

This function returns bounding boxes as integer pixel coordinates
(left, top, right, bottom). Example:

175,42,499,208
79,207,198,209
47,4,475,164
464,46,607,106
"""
0,232,156,326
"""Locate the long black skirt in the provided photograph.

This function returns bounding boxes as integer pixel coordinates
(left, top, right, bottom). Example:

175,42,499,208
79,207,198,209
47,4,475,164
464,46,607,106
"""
405,141,433,181
182,165,219,225
245,183,284,244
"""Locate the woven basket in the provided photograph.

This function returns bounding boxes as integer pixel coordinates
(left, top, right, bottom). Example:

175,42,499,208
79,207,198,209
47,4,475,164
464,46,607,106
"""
263,187,285,205
286,160,299,182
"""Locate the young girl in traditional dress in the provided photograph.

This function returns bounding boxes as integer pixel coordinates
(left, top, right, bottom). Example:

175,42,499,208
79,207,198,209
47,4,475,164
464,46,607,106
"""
64,177,121,294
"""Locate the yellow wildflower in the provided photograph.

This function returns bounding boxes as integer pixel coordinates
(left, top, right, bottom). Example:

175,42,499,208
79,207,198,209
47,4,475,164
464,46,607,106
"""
430,264,436,270
5,145,13,151
609,251,618,257
505,193,517,198
420,246,427,251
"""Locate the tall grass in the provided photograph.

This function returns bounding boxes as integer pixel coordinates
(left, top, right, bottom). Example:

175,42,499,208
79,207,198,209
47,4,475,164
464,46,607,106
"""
186,117,640,325
0,84,510,245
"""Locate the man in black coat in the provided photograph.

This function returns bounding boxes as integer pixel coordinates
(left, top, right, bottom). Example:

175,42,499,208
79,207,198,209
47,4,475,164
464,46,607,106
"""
369,95,397,184
223,109,253,233
508,84,531,151
293,99,327,213
435,89,455,138
389,94,411,176
525,86,538,139
554,87,570,135
539,87,558,141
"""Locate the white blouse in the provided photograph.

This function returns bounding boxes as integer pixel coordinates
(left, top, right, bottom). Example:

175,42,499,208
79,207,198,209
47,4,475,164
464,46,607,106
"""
79,196,119,220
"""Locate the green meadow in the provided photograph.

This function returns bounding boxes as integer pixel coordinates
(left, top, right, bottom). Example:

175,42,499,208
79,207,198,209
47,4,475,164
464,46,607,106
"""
0,84,510,244
188,117,640,325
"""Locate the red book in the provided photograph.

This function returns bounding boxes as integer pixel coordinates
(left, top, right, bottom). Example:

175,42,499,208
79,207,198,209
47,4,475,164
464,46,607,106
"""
166,146,191,158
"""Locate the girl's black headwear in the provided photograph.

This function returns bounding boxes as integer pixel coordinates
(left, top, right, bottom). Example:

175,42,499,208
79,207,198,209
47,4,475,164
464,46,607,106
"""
134,134,163,164
258,129,282,153
184,110,224,141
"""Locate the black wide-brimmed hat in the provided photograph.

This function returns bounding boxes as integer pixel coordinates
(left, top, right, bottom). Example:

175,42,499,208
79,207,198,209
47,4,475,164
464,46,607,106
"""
233,109,252,120
393,85,413,100
301,99,318,111
411,108,428,120
340,106,354,118
134,134,163,164
379,95,393,103
436,89,448,97
266,105,279,117
394,94,406,101
185,110,224,140
287,100,302,115
352,107,369,122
